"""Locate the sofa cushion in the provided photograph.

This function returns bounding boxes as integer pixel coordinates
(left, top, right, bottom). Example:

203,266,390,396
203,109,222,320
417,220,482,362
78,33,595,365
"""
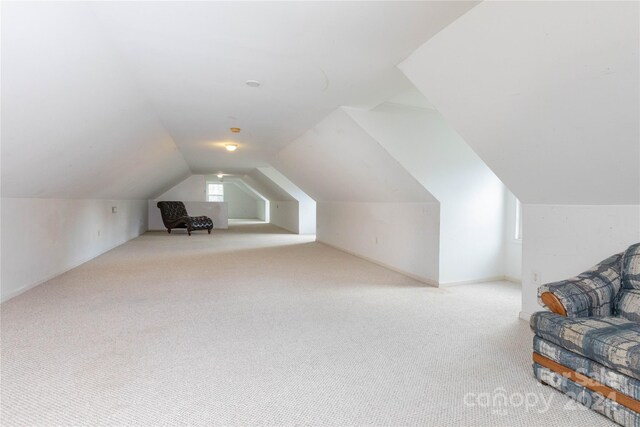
533,363,640,427
617,289,640,322
534,336,640,399
622,242,640,290
531,311,640,380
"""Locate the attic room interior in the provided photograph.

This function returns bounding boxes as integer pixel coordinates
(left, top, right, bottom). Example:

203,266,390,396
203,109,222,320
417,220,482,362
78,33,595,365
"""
1,1,639,426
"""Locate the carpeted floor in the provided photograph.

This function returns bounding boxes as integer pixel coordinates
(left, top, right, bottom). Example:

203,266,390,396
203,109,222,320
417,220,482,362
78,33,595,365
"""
1,222,614,426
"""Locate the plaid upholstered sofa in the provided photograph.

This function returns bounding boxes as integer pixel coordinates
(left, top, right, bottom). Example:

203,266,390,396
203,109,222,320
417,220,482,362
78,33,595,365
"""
531,243,640,426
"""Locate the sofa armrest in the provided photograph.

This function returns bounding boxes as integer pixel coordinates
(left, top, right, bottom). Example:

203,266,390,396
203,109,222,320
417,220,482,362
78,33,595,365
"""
539,292,568,316
537,253,622,318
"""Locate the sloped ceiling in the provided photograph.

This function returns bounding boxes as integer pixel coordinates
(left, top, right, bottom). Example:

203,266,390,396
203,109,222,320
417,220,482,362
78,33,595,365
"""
86,1,477,176
400,1,639,205
224,180,265,202
242,171,296,203
255,167,315,204
271,108,437,203
345,96,505,210
1,2,480,200
1,2,190,200
2,1,480,200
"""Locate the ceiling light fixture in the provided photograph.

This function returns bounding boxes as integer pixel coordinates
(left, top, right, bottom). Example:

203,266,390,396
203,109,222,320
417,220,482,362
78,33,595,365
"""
245,80,261,88
230,127,241,133
217,173,224,179
225,144,238,152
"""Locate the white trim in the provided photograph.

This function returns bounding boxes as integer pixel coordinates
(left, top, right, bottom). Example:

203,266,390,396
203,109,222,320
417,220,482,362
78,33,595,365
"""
522,203,640,207
515,199,523,241
519,311,532,322
439,276,510,287
316,240,438,287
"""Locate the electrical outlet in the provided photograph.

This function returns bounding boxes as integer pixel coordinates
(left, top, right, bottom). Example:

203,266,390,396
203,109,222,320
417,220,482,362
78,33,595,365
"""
112,206,117,213
532,271,541,284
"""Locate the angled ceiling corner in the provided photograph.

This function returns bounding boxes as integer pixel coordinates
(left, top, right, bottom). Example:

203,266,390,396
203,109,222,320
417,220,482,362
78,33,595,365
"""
270,107,437,204
1,2,191,200
398,1,639,205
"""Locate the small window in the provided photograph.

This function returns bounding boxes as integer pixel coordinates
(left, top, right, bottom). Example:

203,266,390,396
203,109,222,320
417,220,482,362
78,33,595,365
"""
207,183,224,202
514,199,522,240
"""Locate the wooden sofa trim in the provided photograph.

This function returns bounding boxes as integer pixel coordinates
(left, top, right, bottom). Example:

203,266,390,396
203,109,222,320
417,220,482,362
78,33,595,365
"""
540,292,568,316
533,352,640,413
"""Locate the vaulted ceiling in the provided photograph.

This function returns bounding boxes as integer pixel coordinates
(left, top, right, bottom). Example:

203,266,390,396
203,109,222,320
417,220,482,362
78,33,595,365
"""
3,1,636,206
400,0,640,205
1,1,477,199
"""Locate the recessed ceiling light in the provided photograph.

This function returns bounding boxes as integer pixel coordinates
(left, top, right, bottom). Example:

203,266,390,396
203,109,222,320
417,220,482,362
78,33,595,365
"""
245,80,261,88
225,144,238,152
230,127,241,133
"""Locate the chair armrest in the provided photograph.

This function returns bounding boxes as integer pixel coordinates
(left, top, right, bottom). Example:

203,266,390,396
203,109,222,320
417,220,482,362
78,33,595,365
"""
537,253,622,318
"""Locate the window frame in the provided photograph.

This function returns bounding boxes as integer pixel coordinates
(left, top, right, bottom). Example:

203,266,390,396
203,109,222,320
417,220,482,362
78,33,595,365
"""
206,183,224,202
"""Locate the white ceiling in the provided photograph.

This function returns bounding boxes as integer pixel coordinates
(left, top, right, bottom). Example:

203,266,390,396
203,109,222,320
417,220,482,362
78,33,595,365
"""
242,171,296,203
1,2,191,199
400,1,640,204
88,1,477,175
272,108,437,203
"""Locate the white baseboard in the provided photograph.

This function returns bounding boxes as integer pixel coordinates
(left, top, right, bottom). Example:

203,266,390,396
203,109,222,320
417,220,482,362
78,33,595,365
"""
1,232,143,303
316,240,438,287
440,276,510,287
519,311,532,322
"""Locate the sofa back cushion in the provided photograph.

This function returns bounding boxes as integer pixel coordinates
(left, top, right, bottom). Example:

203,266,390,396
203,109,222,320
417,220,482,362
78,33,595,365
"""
617,289,640,322
621,242,640,290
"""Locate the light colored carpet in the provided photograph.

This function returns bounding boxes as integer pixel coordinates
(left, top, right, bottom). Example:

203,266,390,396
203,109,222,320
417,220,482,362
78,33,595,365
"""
1,222,614,426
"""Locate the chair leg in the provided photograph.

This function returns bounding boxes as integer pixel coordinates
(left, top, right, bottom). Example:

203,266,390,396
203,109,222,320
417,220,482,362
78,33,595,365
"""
188,230,192,236
208,228,212,234
167,229,171,234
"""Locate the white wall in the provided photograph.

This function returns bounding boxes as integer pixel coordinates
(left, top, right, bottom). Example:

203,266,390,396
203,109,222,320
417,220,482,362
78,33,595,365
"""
224,183,262,219
521,205,640,318
1,198,147,302
154,175,266,222
257,200,267,222
151,175,229,229
148,201,228,230
399,1,637,312
504,191,522,282
254,167,316,234
155,175,206,202
317,202,440,284
272,108,438,277
269,201,299,234
346,102,508,284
